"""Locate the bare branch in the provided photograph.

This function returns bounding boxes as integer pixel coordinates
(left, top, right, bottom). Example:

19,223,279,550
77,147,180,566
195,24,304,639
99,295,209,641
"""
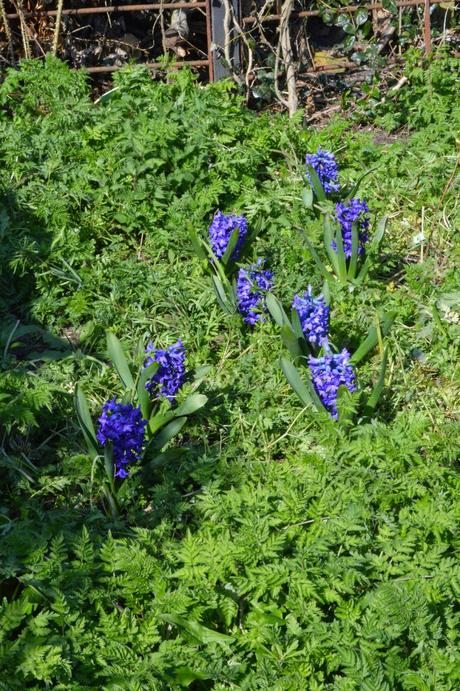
279,0,298,116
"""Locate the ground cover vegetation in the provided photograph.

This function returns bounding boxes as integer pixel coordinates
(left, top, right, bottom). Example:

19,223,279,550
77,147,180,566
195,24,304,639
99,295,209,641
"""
0,51,459,688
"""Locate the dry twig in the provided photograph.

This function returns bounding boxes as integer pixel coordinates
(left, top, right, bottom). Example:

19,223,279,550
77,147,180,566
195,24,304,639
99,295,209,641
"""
52,0,65,56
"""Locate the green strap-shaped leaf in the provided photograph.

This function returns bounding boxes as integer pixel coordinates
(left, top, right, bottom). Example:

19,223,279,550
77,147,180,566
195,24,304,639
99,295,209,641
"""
104,443,114,486
137,361,159,420
160,613,234,645
148,409,175,437
356,216,387,284
350,312,395,365
149,417,187,452
298,228,332,283
333,224,348,283
174,393,207,418
347,221,359,280
144,446,188,471
290,308,304,341
281,356,315,409
322,279,331,306
75,385,99,460
364,347,389,414
290,309,312,357
323,214,340,275
188,364,211,393
355,255,371,285
101,484,120,519
211,275,236,315
168,667,210,686
306,164,326,202
370,215,387,251
302,186,313,208
266,292,289,327
345,164,380,200
188,224,207,260
192,365,211,381
280,324,303,359
107,332,134,391
221,227,240,268
431,303,449,341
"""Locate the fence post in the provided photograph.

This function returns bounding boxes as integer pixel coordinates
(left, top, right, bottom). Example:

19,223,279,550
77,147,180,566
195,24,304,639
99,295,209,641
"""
424,0,432,55
211,0,240,80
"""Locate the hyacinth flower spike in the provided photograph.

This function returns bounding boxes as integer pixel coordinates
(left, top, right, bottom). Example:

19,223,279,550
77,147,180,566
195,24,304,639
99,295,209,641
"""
291,286,330,347
208,210,248,266
266,285,330,359
308,348,357,420
189,210,262,316
279,307,393,422
298,207,388,286
280,346,359,423
144,340,186,402
189,210,249,272
304,148,340,206
303,146,379,209
236,259,273,326
97,398,147,479
75,332,208,517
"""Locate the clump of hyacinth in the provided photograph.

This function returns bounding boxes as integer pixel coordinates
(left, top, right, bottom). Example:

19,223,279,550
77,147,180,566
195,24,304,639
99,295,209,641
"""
334,199,370,258
208,210,248,261
144,339,186,402
97,398,147,479
308,349,356,419
236,259,273,326
306,148,340,194
292,286,329,347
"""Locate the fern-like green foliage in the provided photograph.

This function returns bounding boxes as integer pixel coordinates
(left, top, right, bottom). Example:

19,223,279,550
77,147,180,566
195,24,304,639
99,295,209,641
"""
0,54,459,689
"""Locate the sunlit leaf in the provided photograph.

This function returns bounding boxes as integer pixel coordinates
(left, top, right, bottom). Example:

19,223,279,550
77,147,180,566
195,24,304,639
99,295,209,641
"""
106,332,134,391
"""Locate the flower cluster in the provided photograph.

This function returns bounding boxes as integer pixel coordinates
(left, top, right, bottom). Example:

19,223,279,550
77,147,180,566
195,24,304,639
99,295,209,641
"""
97,398,147,478
144,339,186,402
334,198,370,258
236,259,273,326
306,148,340,194
308,349,356,419
208,210,248,261
292,286,329,346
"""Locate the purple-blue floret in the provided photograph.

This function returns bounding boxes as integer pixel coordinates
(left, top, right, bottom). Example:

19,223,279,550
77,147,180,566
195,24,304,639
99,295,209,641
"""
97,398,147,479
144,339,186,402
292,286,329,347
306,148,340,194
208,210,248,261
333,198,370,258
236,259,273,326
308,349,356,419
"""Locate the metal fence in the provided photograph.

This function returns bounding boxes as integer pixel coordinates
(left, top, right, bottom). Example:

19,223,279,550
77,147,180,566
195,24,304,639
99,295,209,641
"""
0,0,450,77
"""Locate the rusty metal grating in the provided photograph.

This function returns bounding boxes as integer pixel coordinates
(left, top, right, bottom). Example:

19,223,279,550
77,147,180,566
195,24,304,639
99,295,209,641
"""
0,0,449,78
